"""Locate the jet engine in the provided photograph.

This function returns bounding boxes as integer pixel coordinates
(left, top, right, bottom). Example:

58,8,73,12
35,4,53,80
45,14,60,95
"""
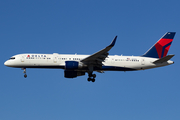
64,70,85,78
65,61,86,70
64,61,86,78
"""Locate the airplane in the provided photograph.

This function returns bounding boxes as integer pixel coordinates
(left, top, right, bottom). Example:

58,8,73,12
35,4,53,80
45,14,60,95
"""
4,32,176,82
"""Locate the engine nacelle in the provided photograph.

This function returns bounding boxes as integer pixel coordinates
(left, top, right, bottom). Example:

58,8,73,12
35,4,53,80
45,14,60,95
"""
65,61,86,70
64,70,85,78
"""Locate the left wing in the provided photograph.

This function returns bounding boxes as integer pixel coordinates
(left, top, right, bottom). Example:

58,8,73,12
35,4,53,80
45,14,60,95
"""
81,36,117,68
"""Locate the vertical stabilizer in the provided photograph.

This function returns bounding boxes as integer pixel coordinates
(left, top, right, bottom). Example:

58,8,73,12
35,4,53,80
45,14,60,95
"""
142,32,176,58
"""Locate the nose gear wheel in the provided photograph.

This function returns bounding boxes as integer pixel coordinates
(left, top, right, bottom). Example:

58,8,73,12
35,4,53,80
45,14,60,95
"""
22,68,27,78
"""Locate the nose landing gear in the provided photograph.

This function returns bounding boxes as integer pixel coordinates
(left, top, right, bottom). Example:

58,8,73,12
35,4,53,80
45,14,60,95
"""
22,68,27,78
24,74,27,78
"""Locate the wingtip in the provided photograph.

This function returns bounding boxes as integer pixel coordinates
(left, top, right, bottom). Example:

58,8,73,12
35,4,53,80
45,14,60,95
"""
109,36,117,47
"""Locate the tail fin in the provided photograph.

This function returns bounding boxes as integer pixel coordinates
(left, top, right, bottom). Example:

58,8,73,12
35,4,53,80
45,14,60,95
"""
142,32,176,58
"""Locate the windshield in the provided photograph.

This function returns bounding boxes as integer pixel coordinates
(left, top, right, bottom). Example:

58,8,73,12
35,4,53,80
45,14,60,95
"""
9,57,15,60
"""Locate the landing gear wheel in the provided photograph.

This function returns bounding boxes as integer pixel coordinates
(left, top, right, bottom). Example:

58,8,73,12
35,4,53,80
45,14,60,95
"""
87,78,95,82
87,72,96,82
87,74,96,82
92,74,96,78
92,79,95,82
24,74,27,78
22,68,27,78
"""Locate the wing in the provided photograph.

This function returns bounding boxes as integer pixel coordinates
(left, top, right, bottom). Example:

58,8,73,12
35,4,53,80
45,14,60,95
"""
81,36,117,68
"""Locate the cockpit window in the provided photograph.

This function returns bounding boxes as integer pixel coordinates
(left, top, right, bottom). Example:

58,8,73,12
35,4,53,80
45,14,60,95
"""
9,57,15,60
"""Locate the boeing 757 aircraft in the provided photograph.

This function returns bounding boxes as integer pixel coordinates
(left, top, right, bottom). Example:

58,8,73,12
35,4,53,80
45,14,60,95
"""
4,32,176,82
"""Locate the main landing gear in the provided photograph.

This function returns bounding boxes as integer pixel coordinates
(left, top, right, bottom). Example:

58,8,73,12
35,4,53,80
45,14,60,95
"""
22,68,27,78
87,72,96,82
87,65,96,82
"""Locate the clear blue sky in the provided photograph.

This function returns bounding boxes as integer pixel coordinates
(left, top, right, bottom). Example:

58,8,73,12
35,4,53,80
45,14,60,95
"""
1,0,180,120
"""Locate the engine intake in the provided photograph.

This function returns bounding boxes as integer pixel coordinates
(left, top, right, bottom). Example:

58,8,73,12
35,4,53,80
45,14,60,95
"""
65,61,86,70
65,61,78,70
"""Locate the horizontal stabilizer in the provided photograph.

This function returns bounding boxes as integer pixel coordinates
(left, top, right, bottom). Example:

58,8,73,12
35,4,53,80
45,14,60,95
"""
153,54,174,64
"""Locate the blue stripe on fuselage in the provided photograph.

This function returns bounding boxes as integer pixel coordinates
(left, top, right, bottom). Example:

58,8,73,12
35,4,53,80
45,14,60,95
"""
95,66,137,71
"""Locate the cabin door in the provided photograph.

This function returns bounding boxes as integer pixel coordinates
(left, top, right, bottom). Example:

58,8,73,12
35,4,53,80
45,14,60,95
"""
141,59,145,65
53,55,58,63
21,56,25,62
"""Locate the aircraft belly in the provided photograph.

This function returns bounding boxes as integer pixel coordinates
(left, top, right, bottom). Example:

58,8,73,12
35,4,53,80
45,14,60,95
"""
95,66,137,71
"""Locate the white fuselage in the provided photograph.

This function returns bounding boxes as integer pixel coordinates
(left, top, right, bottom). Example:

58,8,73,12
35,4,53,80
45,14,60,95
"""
4,53,174,71
4,32,176,81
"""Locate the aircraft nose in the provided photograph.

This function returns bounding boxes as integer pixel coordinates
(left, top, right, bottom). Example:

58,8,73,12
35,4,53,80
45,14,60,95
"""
4,61,7,66
4,60,10,66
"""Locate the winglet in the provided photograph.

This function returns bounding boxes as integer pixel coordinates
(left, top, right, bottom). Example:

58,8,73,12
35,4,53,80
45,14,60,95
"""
109,36,117,47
